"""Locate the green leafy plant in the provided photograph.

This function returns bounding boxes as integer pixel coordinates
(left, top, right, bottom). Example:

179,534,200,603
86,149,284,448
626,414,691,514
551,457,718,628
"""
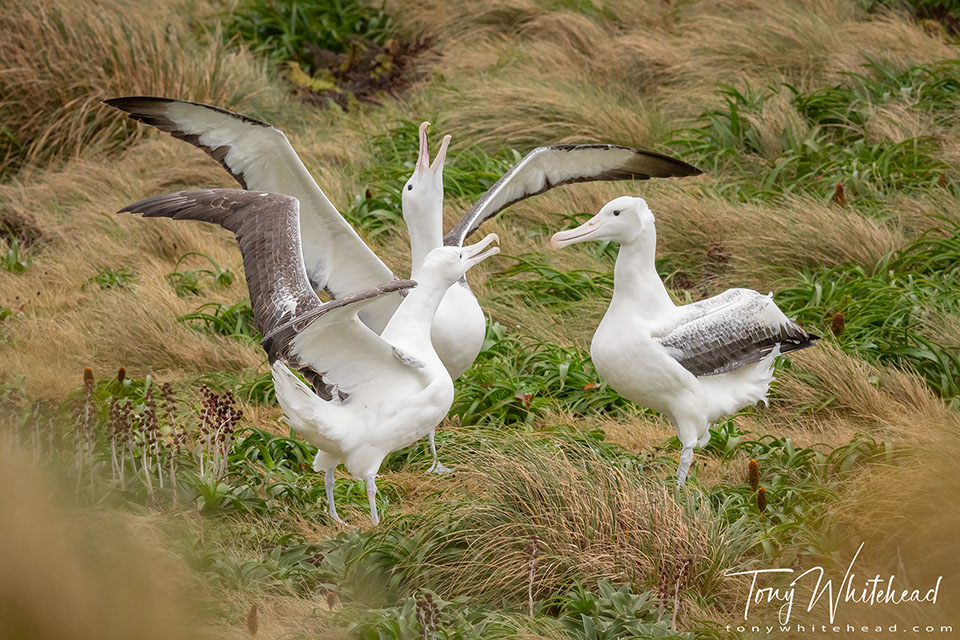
1,237,29,273
85,266,137,290
166,252,234,296
177,299,260,341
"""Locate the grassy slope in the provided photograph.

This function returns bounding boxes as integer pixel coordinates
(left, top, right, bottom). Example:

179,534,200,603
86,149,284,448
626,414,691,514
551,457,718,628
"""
1,0,959,638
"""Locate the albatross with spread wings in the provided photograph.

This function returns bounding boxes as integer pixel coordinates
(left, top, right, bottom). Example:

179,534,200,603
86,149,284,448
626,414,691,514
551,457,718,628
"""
551,196,819,484
120,189,500,524
103,96,701,471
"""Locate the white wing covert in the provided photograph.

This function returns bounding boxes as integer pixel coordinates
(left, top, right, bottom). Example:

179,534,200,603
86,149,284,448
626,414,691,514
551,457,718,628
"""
104,97,402,331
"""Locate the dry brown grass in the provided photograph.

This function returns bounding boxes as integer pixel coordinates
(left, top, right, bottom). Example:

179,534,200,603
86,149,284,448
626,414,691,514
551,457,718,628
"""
0,444,217,640
0,0,283,177
395,438,758,622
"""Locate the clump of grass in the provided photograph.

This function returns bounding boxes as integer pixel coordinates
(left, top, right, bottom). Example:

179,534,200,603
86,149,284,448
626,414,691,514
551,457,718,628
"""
775,223,960,400
669,60,960,205
0,0,277,178
370,437,757,622
166,252,234,297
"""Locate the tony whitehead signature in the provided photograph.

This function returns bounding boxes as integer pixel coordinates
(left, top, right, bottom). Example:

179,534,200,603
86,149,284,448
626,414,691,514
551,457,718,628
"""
726,543,943,624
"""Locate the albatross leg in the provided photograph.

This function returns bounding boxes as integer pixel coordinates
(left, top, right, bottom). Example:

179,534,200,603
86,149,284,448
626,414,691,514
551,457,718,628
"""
324,466,346,526
676,446,695,485
365,475,380,526
426,430,454,474
673,410,702,485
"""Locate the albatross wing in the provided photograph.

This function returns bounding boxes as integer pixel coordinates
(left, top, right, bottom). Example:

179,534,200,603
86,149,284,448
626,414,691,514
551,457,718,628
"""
119,189,421,402
655,290,818,377
104,97,401,332
444,144,701,247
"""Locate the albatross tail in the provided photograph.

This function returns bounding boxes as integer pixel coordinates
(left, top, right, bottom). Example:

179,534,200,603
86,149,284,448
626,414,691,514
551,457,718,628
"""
700,345,782,425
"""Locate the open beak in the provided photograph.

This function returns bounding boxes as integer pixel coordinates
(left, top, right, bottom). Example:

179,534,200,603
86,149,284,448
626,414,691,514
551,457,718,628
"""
462,233,500,266
415,121,431,176
550,216,601,249
430,134,451,175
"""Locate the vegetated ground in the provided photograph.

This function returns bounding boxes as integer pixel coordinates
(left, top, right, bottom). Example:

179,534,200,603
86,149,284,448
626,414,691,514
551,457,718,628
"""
1,0,959,638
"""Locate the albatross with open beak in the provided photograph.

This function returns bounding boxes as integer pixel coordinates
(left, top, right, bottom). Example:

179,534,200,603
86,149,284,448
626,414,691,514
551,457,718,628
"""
119,189,500,524
552,196,818,483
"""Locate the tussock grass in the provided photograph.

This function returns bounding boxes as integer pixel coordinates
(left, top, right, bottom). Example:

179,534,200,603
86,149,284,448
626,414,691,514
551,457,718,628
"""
0,0,281,178
4,0,960,635
377,438,757,622
0,445,216,640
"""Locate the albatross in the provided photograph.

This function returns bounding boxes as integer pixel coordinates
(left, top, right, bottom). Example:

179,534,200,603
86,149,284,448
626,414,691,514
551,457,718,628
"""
119,189,501,524
103,96,701,469
551,196,819,483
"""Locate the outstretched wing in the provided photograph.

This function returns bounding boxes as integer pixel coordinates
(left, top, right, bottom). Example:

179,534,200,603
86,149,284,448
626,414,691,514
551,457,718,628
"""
119,189,420,400
104,97,402,332
655,290,818,377
444,144,701,246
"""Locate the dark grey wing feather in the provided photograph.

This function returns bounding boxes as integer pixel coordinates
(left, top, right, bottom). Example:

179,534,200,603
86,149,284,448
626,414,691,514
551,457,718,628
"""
444,144,702,246
657,293,818,377
118,189,415,363
104,97,273,188
105,98,402,333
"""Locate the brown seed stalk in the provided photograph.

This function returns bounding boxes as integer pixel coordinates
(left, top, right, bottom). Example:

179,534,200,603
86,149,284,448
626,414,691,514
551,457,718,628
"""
748,459,759,492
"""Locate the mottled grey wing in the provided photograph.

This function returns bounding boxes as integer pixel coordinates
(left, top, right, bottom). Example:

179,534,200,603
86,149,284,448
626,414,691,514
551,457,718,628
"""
118,189,415,364
104,97,402,333
656,293,818,377
444,144,702,246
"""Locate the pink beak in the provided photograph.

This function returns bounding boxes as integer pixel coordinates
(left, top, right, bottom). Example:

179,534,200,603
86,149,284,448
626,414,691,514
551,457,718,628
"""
415,121,431,176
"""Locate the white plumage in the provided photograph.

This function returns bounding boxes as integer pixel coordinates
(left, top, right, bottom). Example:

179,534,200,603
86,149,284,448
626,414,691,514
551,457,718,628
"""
552,196,818,483
119,189,500,524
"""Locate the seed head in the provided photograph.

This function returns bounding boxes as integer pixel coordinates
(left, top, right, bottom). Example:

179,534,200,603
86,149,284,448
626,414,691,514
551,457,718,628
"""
757,487,767,514
748,459,759,492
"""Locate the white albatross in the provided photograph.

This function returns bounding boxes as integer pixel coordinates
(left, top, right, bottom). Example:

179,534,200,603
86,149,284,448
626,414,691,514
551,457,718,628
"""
103,97,701,469
119,189,500,524
551,196,819,483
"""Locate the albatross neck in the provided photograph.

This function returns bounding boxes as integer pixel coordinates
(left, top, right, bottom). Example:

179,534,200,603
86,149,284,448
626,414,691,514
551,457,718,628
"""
407,202,444,280
383,272,450,353
610,227,675,318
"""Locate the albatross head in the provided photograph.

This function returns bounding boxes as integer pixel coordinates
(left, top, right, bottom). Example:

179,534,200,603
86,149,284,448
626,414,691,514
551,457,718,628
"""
420,233,500,284
550,196,652,248
402,122,450,221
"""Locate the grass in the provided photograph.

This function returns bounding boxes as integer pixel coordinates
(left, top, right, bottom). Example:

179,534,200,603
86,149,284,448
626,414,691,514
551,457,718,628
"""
3,0,960,637
775,222,960,401
668,59,960,206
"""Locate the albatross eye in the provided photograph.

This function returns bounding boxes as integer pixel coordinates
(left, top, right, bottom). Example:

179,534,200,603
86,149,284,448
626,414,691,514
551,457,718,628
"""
613,210,621,216
407,184,413,191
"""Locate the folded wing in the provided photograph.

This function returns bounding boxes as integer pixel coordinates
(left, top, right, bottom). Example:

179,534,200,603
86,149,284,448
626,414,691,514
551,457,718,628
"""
655,291,818,377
